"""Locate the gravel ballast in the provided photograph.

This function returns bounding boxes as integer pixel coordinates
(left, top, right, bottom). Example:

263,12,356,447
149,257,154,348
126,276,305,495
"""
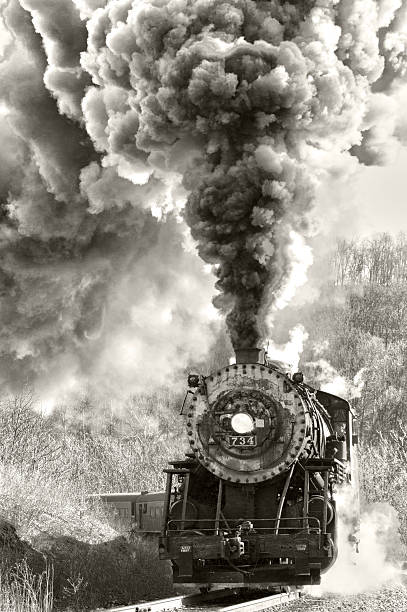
272,585,407,611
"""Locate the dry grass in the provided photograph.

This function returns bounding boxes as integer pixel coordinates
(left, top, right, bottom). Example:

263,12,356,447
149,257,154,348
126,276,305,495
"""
0,561,53,612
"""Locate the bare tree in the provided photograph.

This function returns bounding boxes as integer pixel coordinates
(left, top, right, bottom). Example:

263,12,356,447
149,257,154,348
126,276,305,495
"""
0,389,62,473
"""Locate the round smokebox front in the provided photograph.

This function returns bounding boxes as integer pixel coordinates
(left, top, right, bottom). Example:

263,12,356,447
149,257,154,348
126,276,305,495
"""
186,364,309,483
203,388,283,459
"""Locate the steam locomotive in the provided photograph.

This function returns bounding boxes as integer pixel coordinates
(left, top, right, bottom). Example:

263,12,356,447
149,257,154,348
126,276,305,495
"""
159,348,358,589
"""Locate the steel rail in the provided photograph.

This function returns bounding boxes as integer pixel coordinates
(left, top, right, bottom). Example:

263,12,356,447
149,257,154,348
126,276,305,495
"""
220,589,301,611
100,588,301,612
101,594,184,612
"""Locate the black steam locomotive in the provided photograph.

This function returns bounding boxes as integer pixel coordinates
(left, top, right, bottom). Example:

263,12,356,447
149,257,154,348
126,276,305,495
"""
159,348,358,589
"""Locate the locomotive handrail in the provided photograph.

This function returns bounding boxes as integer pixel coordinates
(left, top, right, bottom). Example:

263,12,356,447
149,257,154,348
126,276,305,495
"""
167,517,321,525
167,515,321,534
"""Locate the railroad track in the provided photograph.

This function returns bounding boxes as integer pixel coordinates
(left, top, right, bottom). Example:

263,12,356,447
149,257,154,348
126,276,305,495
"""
102,588,301,612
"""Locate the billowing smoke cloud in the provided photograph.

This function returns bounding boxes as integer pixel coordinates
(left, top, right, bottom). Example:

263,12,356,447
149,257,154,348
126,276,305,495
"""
76,0,407,349
37,219,220,408
1,0,407,397
0,0,217,399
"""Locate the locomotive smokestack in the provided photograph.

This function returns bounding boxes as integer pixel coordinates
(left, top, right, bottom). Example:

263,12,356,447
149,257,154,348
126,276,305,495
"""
235,348,265,365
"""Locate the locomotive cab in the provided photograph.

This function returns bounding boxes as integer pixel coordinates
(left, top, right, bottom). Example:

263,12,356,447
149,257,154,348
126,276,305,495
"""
159,349,358,589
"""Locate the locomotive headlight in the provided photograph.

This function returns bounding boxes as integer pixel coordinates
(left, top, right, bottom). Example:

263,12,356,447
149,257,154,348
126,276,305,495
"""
231,412,254,434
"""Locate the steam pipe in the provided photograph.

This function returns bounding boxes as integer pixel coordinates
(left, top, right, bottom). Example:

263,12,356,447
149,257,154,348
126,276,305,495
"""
274,462,295,534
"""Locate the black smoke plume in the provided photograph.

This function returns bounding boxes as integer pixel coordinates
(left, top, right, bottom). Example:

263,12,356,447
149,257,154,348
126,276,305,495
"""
79,0,407,348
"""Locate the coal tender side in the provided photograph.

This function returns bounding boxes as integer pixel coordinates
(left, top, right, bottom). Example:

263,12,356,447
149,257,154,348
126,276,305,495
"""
159,348,358,589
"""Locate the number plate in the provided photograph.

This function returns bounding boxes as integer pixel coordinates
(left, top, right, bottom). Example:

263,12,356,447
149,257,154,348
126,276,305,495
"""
180,545,191,553
227,435,257,447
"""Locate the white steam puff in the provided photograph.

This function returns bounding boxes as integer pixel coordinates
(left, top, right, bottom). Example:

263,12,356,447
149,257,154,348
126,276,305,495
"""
266,324,308,373
320,488,403,594
0,0,407,396
306,358,366,400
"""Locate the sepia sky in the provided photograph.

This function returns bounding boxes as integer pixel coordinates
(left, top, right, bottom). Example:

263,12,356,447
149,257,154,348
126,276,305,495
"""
354,147,407,237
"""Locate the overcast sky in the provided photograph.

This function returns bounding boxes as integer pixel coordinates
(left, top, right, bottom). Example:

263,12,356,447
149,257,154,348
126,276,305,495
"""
353,146,407,237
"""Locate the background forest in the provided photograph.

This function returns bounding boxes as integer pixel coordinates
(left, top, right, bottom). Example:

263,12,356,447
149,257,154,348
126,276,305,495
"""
0,232,406,609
